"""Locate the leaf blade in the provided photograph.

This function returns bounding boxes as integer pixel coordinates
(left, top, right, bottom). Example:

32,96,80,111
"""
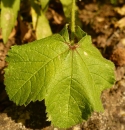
45,27,115,128
30,0,52,39
1,0,20,43
4,26,115,128
36,12,52,39
5,34,67,105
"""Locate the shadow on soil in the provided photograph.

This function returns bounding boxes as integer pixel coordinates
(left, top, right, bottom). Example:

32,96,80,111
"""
0,82,50,129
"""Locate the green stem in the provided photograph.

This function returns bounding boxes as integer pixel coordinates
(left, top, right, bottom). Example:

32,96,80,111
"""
71,0,76,44
71,0,75,33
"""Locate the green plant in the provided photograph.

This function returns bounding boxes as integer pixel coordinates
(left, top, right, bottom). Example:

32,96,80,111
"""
0,0,52,43
110,0,118,5
30,0,52,39
4,0,115,129
1,0,20,43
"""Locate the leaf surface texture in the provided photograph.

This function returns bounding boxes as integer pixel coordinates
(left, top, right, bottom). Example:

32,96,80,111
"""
5,26,115,128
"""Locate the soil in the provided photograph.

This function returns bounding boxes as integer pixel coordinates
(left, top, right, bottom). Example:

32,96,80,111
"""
0,0,125,130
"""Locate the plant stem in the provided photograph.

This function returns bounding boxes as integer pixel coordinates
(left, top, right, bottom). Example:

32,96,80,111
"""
71,0,75,33
70,0,76,44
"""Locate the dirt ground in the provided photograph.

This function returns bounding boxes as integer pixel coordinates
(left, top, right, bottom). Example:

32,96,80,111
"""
0,0,125,130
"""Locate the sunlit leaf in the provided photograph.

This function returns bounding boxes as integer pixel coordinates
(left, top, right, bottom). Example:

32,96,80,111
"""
4,26,115,128
1,0,20,43
36,12,52,39
39,0,49,10
30,0,52,39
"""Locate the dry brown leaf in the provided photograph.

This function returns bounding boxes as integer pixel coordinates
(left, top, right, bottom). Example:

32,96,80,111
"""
47,9,63,24
120,38,125,46
8,28,16,39
96,17,105,22
115,5,125,16
115,17,125,29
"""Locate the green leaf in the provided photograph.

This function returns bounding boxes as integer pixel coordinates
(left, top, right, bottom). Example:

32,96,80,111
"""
1,0,20,43
60,0,82,27
4,26,115,128
60,0,72,6
36,12,52,39
31,7,37,30
110,0,118,5
30,0,40,30
30,0,52,39
39,0,49,10
60,0,72,18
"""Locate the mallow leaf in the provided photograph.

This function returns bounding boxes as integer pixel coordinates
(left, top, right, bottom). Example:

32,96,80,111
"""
30,0,52,39
1,0,20,43
4,26,115,128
